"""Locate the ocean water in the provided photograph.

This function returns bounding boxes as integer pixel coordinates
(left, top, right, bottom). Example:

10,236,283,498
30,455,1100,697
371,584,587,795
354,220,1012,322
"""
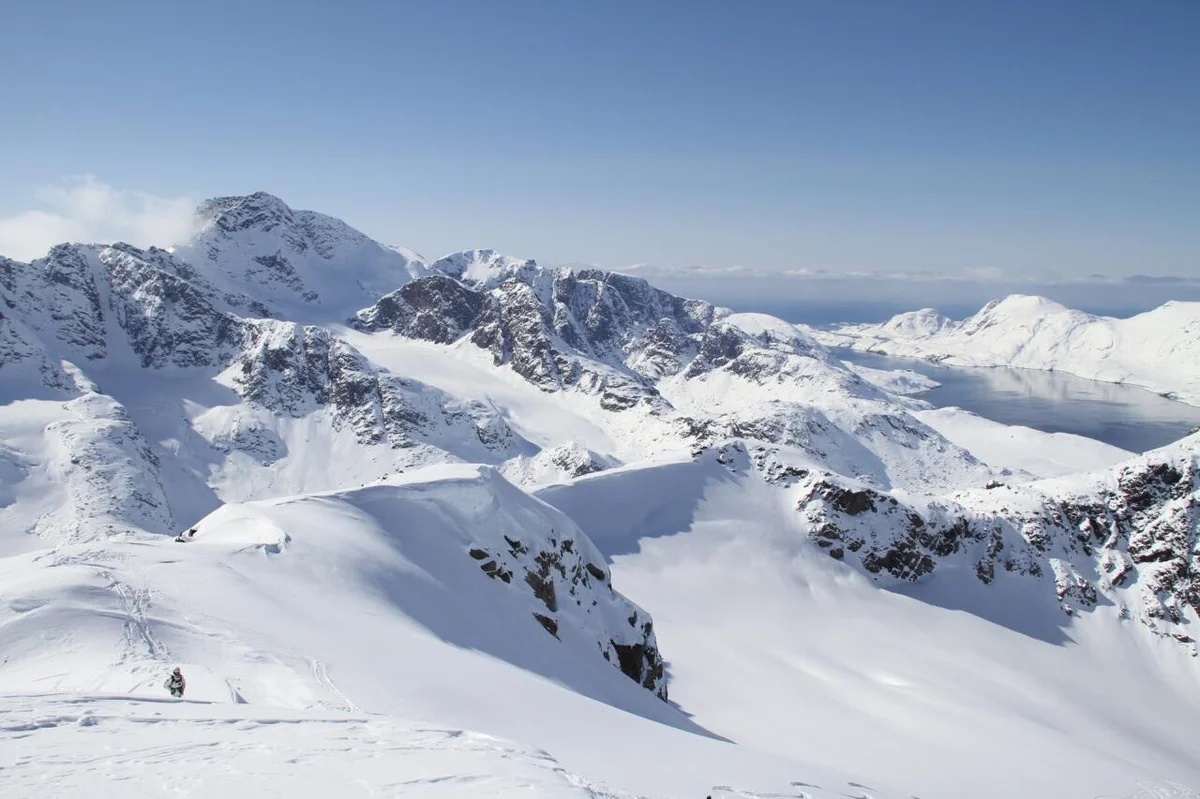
835,348,1200,452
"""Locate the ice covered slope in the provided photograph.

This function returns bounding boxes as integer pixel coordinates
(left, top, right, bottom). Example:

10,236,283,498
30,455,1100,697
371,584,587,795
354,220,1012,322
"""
815,294,1200,405
0,695,924,799
536,449,1200,799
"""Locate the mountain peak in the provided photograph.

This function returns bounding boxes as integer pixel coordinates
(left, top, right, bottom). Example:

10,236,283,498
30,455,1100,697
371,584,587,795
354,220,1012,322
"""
978,294,1073,318
195,192,295,234
879,307,956,338
429,248,539,288
174,193,423,321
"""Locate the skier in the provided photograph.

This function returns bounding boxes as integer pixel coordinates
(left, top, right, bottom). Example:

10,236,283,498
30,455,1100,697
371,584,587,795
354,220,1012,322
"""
164,667,186,698
174,528,197,543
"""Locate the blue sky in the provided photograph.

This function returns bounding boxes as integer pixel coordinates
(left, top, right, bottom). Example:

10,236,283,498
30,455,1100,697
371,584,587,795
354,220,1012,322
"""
1,0,1197,314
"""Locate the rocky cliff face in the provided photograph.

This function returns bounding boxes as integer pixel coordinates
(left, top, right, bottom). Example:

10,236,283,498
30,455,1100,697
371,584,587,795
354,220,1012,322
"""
463,492,667,698
355,263,719,415
0,243,249,370
790,436,1200,652
225,319,528,459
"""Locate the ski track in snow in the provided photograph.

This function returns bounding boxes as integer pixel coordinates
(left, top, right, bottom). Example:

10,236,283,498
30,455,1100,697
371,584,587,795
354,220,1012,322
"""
309,658,359,713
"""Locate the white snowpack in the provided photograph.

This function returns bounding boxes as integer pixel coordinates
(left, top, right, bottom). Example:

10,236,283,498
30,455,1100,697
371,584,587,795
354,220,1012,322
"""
815,294,1200,406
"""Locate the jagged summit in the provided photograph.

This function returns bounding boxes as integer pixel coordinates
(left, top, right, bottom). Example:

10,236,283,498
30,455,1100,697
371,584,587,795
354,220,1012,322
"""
353,259,994,493
173,192,427,321
194,191,294,227
429,248,538,288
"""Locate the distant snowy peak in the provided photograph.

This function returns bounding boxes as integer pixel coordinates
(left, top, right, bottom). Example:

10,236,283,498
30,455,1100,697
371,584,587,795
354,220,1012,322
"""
956,294,1093,338
878,308,956,339
175,192,424,320
975,293,1074,318
429,248,538,289
815,294,1200,406
722,312,828,356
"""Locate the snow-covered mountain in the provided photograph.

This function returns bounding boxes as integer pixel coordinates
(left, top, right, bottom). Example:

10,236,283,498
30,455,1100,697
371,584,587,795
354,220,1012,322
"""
351,264,998,493
172,192,430,321
3,194,1200,797
816,294,1200,405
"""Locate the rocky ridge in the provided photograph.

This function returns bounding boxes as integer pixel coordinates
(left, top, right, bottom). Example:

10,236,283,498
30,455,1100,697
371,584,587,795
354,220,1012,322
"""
3,190,1198,671
778,436,1200,650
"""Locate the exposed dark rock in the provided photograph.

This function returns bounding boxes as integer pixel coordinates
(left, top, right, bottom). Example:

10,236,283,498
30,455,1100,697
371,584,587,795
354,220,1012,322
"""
533,613,559,637
354,276,490,343
524,568,558,612
611,640,667,698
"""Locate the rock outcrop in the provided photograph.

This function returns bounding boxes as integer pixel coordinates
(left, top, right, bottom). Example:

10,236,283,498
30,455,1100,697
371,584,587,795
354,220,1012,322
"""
791,436,1200,651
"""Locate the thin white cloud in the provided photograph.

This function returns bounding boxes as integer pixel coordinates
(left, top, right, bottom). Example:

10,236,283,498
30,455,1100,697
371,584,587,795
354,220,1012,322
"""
615,261,1200,289
582,261,1200,322
0,176,197,262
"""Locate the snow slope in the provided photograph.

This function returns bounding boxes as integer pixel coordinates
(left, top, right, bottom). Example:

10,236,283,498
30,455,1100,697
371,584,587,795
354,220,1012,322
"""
915,405,1134,478
537,452,1200,799
815,295,1200,405
0,695,608,799
0,465,916,799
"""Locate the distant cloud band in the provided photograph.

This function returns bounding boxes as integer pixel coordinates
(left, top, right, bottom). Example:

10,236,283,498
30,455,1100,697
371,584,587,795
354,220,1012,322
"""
0,176,197,262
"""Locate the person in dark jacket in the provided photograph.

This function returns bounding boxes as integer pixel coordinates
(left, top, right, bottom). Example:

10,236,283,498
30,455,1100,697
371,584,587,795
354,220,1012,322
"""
164,667,186,698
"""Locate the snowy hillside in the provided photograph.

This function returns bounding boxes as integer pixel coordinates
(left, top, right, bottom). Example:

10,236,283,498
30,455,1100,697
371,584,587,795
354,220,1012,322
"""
536,446,1200,798
914,406,1133,478
0,695,616,799
816,294,1200,405
0,465,916,799
3,193,1200,797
